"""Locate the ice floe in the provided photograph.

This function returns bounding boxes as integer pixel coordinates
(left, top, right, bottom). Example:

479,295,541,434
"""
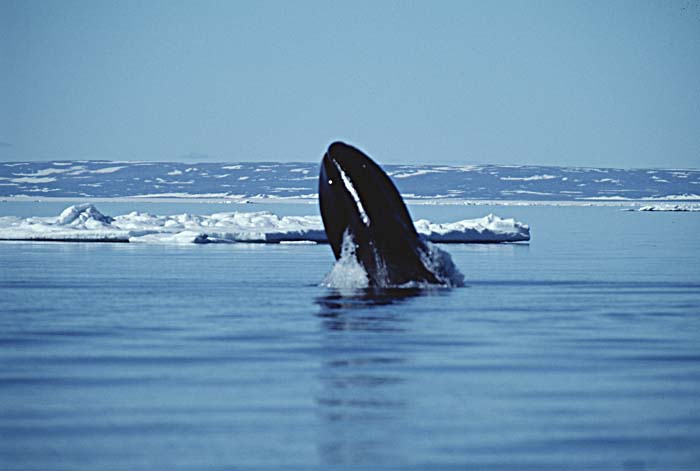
91,166,126,174
0,204,128,242
634,204,700,212
500,174,558,181
0,204,531,244
414,214,530,243
10,176,57,184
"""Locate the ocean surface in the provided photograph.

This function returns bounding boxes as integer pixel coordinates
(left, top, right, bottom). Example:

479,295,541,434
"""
1,202,699,470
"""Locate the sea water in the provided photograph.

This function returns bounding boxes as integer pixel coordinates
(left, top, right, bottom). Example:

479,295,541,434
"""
1,202,699,470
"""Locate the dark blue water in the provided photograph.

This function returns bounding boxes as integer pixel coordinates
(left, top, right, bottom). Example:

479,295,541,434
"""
1,203,699,470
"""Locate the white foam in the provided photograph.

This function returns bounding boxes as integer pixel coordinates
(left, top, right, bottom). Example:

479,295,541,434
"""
321,232,370,290
418,242,465,287
321,232,465,290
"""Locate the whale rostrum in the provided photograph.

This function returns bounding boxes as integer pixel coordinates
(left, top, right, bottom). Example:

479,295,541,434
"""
319,141,460,287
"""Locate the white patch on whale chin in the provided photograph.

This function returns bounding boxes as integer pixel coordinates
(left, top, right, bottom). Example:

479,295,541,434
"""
333,161,370,226
321,231,369,290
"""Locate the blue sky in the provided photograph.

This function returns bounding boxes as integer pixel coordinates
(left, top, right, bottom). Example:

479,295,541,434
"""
2,0,699,167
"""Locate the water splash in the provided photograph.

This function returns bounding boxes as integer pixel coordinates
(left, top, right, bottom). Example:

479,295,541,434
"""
321,231,369,290
419,242,465,287
322,232,465,290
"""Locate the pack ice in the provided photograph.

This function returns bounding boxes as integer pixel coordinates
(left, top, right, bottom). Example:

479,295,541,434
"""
0,204,530,244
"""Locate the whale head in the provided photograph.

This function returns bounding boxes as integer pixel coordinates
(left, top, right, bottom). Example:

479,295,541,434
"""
319,142,440,286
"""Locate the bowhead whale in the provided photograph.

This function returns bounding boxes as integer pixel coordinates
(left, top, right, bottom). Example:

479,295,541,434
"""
319,141,460,287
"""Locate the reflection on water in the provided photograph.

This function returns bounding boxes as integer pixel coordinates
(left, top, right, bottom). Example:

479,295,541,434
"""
315,288,423,327
315,288,430,465
316,287,448,312
315,350,407,465
314,287,453,331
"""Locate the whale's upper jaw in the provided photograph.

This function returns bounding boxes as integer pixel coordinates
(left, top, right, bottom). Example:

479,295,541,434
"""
320,141,417,250
321,142,368,191
322,144,372,227
319,143,373,260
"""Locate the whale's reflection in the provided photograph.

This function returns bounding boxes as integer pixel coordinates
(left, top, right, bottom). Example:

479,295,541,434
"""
315,287,445,331
313,287,448,464
316,286,449,312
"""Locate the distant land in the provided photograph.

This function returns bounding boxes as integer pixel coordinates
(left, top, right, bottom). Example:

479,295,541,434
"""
1,160,699,201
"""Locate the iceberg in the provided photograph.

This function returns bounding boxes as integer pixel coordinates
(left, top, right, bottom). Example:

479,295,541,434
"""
636,204,700,212
0,204,531,244
414,214,530,243
0,204,129,242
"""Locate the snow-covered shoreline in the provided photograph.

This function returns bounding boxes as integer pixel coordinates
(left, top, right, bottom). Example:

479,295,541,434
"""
0,204,531,244
3,194,700,208
3,160,699,202
632,204,700,212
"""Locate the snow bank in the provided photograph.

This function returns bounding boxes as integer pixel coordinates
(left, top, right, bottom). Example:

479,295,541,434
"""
0,204,129,242
414,214,530,243
635,204,700,212
0,204,531,244
57,203,114,225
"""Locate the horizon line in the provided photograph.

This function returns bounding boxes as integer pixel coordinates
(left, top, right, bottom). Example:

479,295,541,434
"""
1,158,699,172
